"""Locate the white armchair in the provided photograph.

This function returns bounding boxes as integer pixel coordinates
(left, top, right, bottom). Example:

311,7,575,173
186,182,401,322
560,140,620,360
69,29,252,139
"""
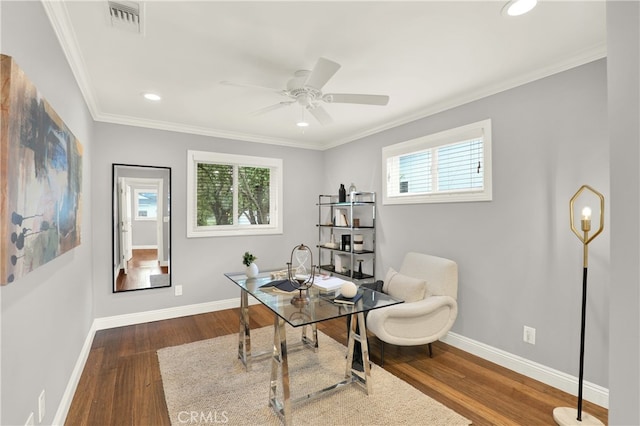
366,252,458,365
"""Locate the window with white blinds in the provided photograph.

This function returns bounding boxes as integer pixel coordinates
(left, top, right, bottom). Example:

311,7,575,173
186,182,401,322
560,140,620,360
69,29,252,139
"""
186,150,283,237
382,119,492,204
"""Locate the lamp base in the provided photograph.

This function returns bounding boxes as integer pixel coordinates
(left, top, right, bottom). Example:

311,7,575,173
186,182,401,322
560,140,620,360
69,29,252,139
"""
553,407,604,426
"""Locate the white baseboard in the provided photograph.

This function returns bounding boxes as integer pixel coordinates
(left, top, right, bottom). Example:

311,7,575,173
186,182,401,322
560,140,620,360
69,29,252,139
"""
441,332,609,408
52,320,97,426
93,297,260,330
54,297,260,424
55,297,608,425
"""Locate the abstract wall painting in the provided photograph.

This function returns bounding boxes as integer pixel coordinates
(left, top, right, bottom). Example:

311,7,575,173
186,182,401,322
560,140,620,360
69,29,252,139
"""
1,54,83,285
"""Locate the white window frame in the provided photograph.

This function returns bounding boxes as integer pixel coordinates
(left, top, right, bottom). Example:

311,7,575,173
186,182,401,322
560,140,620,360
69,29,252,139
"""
187,150,283,237
133,188,158,221
382,119,492,205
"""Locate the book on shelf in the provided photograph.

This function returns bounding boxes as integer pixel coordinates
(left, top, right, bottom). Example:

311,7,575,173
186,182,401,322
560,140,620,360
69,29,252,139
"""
334,208,349,227
333,292,363,305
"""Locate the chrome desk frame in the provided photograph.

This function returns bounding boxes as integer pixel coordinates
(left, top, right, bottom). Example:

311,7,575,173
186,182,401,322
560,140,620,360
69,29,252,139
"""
225,271,401,425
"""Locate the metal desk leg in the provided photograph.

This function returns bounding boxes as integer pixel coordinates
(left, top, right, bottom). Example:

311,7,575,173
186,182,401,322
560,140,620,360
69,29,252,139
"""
345,311,372,394
237,289,252,370
269,316,291,425
301,323,319,350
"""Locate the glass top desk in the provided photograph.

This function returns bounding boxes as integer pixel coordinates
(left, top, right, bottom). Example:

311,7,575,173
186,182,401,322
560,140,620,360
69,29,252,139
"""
224,270,403,425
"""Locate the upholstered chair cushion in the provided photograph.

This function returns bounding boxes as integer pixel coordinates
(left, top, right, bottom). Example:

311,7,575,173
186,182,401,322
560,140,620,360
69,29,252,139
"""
383,267,427,303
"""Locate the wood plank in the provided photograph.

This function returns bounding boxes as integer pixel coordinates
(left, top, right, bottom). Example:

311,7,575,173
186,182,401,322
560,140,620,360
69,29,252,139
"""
65,304,608,425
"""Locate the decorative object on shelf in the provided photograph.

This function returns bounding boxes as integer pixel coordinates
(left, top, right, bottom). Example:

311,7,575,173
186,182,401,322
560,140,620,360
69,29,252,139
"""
353,218,360,228
353,234,364,251
341,234,351,251
356,259,364,278
339,184,346,203
287,244,316,307
334,254,349,274
324,234,339,249
243,251,259,278
553,185,605,426
334,208,348,226
348,182,357,201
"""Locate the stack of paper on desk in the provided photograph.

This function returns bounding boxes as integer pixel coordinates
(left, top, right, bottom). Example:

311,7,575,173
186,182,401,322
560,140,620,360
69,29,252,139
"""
313,276,349,293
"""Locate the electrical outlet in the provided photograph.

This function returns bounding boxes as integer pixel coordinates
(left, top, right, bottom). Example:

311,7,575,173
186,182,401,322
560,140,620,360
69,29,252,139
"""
25,412,34,426
175,285,183,296
38,390,45,423
523,326,536,345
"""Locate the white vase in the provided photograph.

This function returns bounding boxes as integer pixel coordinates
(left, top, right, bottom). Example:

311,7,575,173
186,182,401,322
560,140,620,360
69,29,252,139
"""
246,263,259,278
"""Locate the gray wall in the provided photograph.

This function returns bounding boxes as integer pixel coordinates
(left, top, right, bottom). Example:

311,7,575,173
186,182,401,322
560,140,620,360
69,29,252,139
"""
131,219,157,247
0,2,95,425
607,2,640,424
91,123,324,318
324,59,610,388
3,1,640,424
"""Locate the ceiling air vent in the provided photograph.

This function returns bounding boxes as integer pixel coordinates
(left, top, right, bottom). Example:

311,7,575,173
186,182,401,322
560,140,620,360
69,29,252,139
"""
107,1,144,34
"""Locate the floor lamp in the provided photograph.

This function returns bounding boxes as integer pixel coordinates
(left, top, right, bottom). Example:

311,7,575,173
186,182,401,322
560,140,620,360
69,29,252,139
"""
553,185,604,426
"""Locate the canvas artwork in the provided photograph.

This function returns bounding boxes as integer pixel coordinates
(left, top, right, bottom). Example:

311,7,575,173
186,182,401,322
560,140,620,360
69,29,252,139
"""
0,54,83,285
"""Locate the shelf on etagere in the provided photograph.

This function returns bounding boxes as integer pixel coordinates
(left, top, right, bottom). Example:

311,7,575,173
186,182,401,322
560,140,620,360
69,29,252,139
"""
317,192,376,283
318,265,374,281
317,224,374,229
317,245,374,255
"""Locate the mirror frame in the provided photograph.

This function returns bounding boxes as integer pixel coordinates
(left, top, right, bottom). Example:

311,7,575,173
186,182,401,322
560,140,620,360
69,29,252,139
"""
112,163,172,293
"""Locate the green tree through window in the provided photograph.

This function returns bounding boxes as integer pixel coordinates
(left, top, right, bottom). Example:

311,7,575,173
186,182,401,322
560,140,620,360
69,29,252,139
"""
197,163,233,226
238,166,270,225
188,150,283,237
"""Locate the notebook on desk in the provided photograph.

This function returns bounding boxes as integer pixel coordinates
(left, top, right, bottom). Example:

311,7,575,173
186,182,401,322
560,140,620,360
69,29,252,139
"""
260,279,298,293
333,292,363,305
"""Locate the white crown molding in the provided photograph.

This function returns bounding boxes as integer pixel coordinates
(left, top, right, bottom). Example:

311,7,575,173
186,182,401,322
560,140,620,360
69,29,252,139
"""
41,1,101,121
43,1,606,152
325,42,607,149
93,111,326,151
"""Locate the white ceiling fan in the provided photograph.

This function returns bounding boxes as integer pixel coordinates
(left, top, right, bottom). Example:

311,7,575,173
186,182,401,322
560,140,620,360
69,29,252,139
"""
220,57,390,126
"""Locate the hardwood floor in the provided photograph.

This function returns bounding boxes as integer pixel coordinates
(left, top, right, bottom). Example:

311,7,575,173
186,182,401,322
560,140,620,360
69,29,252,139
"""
66,305,608,425
115,249,169,292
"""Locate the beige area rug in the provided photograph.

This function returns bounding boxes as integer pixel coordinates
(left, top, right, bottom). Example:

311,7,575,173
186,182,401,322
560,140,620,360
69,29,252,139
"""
157,326,471,425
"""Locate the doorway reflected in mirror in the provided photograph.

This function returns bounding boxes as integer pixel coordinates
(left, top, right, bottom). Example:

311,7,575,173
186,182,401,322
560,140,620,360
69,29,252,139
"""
112,164,171,292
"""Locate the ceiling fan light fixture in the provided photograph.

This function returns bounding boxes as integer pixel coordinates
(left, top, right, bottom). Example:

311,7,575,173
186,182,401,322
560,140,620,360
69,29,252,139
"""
143,92,161,102
296,107,309,127
502,0,537,16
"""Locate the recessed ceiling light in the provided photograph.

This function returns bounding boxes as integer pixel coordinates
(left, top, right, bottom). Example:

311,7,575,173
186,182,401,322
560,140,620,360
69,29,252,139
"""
296,121,309,128
502,0,537,17
143,92,161,101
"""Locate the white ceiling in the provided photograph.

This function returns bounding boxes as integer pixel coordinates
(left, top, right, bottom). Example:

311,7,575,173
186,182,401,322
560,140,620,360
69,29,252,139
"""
44,1,606,150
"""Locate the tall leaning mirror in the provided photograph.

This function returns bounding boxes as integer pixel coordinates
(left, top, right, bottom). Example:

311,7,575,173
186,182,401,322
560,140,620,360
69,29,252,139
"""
112,164,171,292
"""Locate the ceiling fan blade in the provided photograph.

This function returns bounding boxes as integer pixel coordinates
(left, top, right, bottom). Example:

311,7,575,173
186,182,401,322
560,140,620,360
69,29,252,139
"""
323,93,390,106
251,101,295,116
307,105,333,126
220,80,284,95
304,58,341,91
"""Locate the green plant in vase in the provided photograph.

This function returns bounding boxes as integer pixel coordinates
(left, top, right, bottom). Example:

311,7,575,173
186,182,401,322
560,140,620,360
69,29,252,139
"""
243,252,259,278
